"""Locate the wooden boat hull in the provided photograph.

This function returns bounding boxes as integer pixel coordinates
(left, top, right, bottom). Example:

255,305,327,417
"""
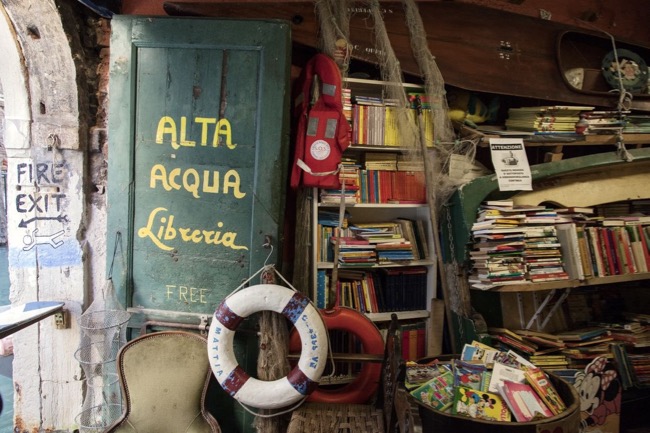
164,1,650,110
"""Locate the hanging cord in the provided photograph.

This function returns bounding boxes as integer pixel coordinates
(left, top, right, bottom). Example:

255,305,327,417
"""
603,31,634,112
581,25,635,162
238,396,308,419
107,231,122,281
603,30,635,162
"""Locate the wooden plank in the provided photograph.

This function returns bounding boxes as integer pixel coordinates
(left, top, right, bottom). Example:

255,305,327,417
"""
164,1,650,111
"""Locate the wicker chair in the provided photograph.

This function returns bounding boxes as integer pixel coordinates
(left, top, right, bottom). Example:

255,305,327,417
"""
287,314,418,433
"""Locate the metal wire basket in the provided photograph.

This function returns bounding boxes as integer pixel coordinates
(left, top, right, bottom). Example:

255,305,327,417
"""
75,403,123,432
78,309,131,333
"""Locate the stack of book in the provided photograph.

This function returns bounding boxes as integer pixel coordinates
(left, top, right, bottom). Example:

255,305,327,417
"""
335,237,377,266
468,202,572,288
505,105,594,134
523,223,569,283
623,114,650,134
319,156,362,205
575,110,628,135
554,326,615,368
350,222,414,262
364,152,398,171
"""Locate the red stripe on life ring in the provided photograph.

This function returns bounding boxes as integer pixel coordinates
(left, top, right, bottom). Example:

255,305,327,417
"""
289,306,384,404
221,365,250,397
215,300,244,331
287,366,319,395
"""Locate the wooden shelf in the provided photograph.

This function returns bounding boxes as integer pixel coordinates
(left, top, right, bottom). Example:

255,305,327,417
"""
477,271,650,293
287,352,384,363
318,202,428,209
318,259,435,269
470,130,650,149
366,310,430,322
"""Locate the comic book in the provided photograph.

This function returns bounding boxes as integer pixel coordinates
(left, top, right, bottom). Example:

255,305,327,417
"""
451,385,512,422
409,370,455,412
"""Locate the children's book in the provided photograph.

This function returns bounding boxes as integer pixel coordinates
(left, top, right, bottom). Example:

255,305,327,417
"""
497,380,554,422
524,367,567,416
405,360,451,390
451,385,512,422
453,359,487,390
488,361,526,393
409,370,455,412
460,340,500,367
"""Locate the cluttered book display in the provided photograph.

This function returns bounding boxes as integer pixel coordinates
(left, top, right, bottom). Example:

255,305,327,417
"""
407,343,580,431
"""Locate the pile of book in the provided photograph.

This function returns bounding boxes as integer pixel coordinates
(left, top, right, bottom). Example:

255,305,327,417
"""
505,105,594,134
468,200,572,289
488,321,650,373
317,217,428,265
351,222,413,262
468,199,650,288
319,157,361,205
408,343,569,423
623,114,650,134
575,110,628,135
601,313,650,388
336,237,377,266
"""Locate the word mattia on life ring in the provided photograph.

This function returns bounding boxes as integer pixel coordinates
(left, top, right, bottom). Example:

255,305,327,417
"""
208,284,328,410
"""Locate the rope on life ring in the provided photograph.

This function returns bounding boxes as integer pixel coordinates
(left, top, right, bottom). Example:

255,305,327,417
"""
208,284,328,410
289,306,384,404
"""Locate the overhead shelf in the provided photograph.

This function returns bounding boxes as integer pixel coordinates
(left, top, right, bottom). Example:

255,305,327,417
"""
475,271,650,293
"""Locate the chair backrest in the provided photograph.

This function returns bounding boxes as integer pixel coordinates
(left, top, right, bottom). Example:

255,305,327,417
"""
104,331,220,433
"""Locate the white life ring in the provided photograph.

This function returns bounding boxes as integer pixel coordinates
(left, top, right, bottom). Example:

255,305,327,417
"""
207,284,328,410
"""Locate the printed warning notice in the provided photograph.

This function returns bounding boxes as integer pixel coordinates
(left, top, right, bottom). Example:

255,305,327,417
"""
489,138,532,191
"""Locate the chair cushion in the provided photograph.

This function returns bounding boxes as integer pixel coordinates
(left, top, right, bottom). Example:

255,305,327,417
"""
108,331,219,433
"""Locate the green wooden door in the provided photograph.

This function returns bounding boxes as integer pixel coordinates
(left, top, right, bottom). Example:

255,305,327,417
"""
107,16,291,432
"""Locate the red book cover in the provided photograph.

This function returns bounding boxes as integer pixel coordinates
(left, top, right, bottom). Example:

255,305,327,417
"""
379,170,392,203
402,327,411,361
409,328,418,361
618,227,637,273
598,227,616,275
498,380,554,422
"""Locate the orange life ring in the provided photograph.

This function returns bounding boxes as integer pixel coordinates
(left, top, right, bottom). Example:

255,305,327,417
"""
289,306,384,404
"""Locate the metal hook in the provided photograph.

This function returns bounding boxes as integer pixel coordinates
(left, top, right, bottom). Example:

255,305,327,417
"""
263,235,273,267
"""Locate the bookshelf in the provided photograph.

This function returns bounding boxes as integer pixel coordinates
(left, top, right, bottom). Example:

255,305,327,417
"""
441,149,650,428
309,77,438,358
442,147,650,347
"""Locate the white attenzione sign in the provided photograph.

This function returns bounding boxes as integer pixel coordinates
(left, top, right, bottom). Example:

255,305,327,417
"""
489,138,532,191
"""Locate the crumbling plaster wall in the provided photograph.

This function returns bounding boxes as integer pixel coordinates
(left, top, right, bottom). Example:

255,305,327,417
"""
0,0,109,430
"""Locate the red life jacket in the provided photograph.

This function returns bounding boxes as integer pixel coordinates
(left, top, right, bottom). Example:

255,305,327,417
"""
290,53,350,189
